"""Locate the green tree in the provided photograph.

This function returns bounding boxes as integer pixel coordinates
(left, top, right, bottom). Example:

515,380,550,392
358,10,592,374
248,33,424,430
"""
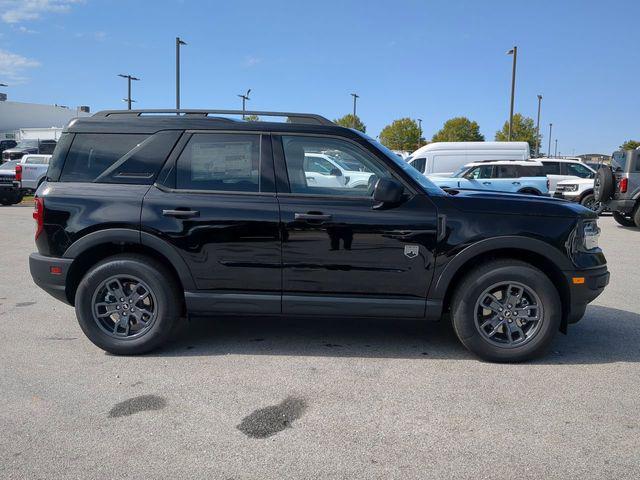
243,114,259,122
334,113,366,133
432,117,484,142
620,140,640,150
495,113,538,153
379,118,422,151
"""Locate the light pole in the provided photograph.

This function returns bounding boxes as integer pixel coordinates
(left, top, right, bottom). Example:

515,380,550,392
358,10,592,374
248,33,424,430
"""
176,37,187,110
118,74,140,110
350,92,359,128
238,89,251,119
535,94,542,157
547,123,553,157
417,118,423,148
506,46,518,141
554,139,558,157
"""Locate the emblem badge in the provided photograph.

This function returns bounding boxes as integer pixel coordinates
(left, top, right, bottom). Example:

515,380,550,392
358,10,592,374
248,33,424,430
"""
404,245,419,259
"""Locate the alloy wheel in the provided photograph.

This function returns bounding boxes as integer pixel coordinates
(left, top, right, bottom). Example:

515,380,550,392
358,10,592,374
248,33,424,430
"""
91,275,158,339
474,282,544,348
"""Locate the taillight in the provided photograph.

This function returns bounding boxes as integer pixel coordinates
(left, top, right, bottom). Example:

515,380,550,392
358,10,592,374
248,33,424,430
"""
619,177,628,193
33,196,44,240
15,164,22,182
547,178,550,191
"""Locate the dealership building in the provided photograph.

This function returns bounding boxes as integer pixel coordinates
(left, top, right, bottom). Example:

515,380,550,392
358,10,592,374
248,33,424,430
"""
0,97,90,140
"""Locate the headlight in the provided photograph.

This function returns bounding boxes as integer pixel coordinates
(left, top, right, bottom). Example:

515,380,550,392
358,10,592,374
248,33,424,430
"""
582,220,600,251
558,184,578,192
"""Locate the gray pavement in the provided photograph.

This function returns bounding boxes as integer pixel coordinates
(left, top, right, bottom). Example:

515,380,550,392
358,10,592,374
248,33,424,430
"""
1,205,639,479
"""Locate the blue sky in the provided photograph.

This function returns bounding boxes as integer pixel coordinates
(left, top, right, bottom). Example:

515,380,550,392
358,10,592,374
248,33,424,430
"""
1,0,638,154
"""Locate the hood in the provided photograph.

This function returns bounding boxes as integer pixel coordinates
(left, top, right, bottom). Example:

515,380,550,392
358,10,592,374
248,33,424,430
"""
3,147,35,154
444,189,596,218
556,177,594,186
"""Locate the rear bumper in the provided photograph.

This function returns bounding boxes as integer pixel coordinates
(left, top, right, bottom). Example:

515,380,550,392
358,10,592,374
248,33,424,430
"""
29,253,73,305
563,265,609,324
606,199,636,214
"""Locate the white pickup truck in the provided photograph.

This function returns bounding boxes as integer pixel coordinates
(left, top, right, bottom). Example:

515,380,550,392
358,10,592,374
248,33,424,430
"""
17,154,51,193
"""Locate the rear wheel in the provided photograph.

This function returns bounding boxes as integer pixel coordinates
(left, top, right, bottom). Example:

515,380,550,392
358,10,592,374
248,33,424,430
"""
75,254,182,354
451,260,561,362
613,211,635,227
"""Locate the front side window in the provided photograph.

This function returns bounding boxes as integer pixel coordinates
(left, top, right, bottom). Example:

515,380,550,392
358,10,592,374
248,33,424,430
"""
465,166,493,179
281,135,389,196
176,133,261,192
565,162,594,178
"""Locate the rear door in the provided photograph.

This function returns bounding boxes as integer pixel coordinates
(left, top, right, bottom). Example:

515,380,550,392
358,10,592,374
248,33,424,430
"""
141,131,282,314
273,134,438,318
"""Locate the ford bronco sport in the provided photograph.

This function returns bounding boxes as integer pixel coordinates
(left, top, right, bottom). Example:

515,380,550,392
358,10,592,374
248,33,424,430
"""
29,109,609,362
594,148,640,228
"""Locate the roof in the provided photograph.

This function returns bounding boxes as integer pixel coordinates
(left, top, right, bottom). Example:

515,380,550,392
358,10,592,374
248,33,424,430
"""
534,157,585,163
411,141,530,156
466,159,543,167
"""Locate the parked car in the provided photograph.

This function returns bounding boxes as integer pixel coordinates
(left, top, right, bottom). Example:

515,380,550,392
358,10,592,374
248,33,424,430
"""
304,152,373,189
17,154,51,193
427,160,549,195
29,109,608,362
537,158,596,195
407,141,530,177
0,160,24,205
0,139,17,156
1,139,57,162
594,148,640,227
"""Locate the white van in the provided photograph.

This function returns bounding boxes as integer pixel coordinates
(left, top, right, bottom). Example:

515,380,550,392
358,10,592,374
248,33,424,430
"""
406,141,530,176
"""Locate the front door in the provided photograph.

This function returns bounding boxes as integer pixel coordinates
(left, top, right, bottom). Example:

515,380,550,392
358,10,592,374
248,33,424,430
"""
273,134,438,318
142,131,281,314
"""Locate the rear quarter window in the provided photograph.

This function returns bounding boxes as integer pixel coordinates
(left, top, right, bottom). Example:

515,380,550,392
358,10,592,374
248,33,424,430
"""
59,132,181,184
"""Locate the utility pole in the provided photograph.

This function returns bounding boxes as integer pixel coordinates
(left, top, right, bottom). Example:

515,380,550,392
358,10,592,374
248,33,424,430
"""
118,74,140,110
547,123,553,157
176,37,187,110
535,94,542,157
238,89,251,119
507,46,518,141
350,92,359,128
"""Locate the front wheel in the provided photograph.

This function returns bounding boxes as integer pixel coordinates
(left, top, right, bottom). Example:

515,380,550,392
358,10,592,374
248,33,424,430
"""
580,193,600,212
613,211,635,227
451,260,561,362
75,254,182,354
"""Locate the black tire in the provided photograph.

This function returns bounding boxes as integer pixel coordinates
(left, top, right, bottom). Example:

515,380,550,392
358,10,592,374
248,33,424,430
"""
518,189,540,196
613,211,635,227
451,259,561,362
594,166,614,202
75,254,183,355
633,205,640,228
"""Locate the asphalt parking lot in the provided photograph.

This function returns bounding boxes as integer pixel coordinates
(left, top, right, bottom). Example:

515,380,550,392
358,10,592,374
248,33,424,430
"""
1,205,639,479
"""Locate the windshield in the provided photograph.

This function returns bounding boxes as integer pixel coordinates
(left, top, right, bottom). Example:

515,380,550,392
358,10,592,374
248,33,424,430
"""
452,166,470,178
357,132,444,195
14,139,38,149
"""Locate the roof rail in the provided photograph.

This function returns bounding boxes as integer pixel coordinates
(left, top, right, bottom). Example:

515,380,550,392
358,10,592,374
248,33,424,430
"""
92,109,334,126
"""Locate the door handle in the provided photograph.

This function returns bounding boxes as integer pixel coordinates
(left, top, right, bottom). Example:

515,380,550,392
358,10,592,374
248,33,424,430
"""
162,209,200,218
294,212,332,222
512,181,521,185
482,181,492,185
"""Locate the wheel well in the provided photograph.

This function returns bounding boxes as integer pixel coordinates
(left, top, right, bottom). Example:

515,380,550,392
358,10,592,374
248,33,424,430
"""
441,248,570,327
578,189,594,202
65,242,186,311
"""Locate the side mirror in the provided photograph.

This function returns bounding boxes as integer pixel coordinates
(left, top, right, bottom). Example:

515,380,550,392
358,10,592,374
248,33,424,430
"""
329,168,343,177
373,178,404,205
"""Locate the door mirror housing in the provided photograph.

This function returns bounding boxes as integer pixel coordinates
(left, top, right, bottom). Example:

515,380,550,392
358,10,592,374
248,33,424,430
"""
373,178,404,205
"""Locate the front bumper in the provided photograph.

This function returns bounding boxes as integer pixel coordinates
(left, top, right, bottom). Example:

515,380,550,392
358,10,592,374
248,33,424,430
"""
563,265,609,324
554,191,580,202
29,252,73,305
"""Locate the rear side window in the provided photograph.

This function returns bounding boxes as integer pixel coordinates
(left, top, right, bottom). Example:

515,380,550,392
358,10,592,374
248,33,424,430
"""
495,165,519,178
518,165,544,177
611,151,627,172
542,161,560,175
176,133,261,192
60,132,180,184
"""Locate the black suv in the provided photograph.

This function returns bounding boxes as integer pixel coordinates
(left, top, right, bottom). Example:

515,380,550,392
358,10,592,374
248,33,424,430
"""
29,109,609,362
2,138,57,162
